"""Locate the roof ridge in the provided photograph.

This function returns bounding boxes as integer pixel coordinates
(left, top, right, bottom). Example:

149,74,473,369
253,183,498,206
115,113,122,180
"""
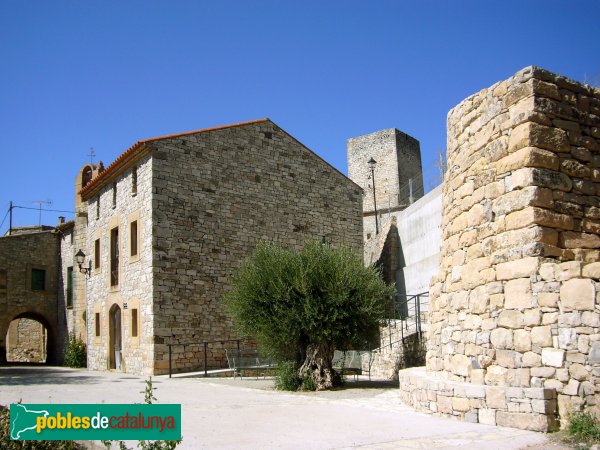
79,119,271,198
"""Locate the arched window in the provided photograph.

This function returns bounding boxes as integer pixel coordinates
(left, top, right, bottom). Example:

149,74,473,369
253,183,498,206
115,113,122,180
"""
82,166,93,188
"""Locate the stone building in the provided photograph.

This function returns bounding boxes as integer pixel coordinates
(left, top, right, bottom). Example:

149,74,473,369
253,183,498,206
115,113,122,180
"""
0,226,65,364
398,66,600,431
72,118,363,375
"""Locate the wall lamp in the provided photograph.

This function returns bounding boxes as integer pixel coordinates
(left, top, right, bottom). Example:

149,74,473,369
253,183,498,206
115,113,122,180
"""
75,249,91,277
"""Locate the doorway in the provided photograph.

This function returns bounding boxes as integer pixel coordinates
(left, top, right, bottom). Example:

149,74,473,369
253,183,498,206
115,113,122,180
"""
108,304,122,370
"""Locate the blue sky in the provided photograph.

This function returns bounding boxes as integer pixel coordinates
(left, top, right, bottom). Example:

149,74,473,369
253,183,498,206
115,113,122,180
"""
1,0,599,231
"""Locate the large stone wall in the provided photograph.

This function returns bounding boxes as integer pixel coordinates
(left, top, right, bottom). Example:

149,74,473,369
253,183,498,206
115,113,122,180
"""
84,155,153,374
150,120,363,374
0,230,62,363
401,66,600,431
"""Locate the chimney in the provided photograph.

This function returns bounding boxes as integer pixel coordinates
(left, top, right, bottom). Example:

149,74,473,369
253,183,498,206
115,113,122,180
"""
58,216,65,225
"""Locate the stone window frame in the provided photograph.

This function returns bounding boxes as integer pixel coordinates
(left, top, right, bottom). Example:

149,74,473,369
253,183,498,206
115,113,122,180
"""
93,228,103,275
128,298,140,348
108,215,120,292
127,210,141,264
93,306,102,343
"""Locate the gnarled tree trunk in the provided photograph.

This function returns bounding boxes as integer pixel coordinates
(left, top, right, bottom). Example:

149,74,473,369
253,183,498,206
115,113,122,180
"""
298,342,340,390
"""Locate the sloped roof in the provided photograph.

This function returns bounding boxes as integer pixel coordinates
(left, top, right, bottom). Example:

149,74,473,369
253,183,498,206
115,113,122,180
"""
79,118,361,200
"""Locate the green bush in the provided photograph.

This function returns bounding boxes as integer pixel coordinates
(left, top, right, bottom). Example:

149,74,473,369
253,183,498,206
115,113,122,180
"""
567,410,600,443
0,404,84,449
63,333,87,368
274,361,301,391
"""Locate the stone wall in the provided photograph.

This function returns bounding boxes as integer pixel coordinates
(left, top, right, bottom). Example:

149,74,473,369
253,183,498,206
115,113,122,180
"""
410,66,600,431
84,155,153,374
150,120,363,374
0,230,61,363
6,318,46,362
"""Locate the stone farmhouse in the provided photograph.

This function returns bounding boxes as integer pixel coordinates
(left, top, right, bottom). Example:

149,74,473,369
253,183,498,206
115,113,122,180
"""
67,118,361,374
1,66,598,432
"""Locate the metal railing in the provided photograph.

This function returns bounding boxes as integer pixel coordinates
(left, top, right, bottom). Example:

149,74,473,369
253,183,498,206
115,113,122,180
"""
167,338,250,378
376,292,429,353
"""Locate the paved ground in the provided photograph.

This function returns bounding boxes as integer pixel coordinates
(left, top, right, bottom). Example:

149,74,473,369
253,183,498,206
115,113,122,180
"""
0,366,555,449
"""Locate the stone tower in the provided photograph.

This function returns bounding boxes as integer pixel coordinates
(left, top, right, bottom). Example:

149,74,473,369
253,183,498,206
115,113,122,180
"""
347,129,423,239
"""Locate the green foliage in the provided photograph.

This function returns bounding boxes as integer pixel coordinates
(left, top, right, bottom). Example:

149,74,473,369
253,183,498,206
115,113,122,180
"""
567,410,600,444
274,361,301,391
301,375,317,391
102,377,182,450
63,333,87,368
226,240,394,367
0,404,84,449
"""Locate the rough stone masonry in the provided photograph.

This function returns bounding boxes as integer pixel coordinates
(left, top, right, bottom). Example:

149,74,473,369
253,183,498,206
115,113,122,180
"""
399,66,600,432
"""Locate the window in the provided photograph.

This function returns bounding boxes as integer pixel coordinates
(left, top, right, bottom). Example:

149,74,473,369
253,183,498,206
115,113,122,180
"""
94,239,101,270
131,308,138,337
96,197,100,220
130,220,138,257
132,166,138,195
112,182,117,208
82,166,93,188
66,267,73,308
110,227,119,286
31,268,46,291
95,313,101,336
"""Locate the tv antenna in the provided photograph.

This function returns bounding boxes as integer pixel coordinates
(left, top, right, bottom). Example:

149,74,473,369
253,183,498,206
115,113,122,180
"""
31,199,52,225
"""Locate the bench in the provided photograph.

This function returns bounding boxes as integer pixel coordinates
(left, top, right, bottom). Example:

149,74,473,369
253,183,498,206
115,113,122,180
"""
225,348,276,379
332,350,366,380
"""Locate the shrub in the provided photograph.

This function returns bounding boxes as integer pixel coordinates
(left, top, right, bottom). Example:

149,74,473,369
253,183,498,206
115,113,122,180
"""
567,410,600,443
63,333,87,368
274,361,301,391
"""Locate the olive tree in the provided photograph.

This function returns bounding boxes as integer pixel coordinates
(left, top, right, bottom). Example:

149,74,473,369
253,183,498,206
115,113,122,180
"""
226,240,394,390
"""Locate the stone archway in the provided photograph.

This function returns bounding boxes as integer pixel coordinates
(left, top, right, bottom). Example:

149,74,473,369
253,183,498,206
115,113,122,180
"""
3,312,56,364
108,304,122,370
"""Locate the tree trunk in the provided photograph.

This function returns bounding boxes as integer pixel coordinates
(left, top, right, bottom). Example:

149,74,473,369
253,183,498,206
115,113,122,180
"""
298,343,340,390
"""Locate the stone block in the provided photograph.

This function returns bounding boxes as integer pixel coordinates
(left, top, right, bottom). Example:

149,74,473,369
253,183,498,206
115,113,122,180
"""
478,408,496,425
485,365,508,386
582,262,600,279
486,386,507,409
511,167,573,192
537,292,558,307
451,354,471,377
498,309,524,328
568,363,589,381
491,186,553,216
496,146,559,174
514,329,532,352
523,352,542,367
496,257,540,280
497,349,521,368
560,278,595,311
541,348,564,367
496,411,553,432
505,207,574,231
557,261,582,281
504,279,533,309
452,397,471,412
491,328,513,349
559,231,600,249
508,122,569,154
563,379,580,396
589,341,600,364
